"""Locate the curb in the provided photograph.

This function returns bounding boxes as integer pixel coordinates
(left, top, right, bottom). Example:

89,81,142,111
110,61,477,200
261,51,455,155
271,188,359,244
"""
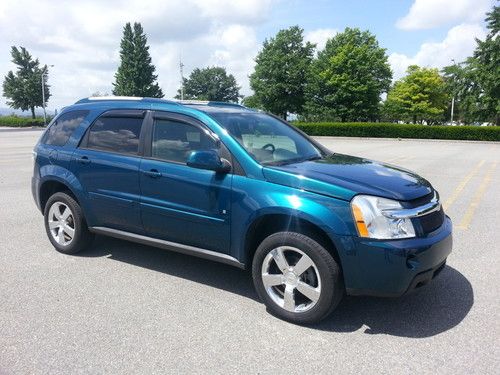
0,126,45,132
312,136,500,145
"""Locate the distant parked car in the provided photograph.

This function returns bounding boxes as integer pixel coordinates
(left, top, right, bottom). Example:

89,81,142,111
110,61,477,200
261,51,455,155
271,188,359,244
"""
31,97,452,324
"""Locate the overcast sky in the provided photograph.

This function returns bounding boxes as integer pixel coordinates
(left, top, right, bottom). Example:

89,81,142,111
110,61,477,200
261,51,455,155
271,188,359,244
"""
0,0,494,111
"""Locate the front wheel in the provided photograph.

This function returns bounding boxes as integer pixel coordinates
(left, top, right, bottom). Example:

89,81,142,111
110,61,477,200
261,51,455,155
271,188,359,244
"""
252,232,343,324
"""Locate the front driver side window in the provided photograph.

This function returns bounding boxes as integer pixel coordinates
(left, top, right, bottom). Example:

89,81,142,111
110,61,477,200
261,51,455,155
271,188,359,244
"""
152,119,218,163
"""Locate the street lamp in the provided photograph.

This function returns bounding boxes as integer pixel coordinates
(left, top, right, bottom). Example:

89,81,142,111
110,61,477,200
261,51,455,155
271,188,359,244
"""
450,59,455,125
41,65,54,126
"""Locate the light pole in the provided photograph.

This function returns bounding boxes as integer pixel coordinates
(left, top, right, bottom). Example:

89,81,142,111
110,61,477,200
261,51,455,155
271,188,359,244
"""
41,65,54,126
450,59,455,125
179,58,184,101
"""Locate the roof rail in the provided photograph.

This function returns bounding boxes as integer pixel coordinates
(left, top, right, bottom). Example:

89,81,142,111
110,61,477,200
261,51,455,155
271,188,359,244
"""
74,96,179,105
177,100,246,109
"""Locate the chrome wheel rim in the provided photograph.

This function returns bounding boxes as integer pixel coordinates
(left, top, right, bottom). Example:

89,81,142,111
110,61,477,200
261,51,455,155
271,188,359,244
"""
261,246,321,313
47,202,75,246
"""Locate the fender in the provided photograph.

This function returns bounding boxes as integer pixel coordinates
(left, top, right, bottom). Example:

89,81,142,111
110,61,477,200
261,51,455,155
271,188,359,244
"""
230,175,355,264
38,164,91,219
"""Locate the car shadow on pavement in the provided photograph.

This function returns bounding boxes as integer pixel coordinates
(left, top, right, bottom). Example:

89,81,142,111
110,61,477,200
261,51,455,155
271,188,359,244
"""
81,235,259,301
315,265,474,338
82,236,473,338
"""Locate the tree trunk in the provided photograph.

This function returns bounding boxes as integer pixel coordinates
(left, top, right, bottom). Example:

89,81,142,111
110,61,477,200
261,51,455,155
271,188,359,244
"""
30,106,35,119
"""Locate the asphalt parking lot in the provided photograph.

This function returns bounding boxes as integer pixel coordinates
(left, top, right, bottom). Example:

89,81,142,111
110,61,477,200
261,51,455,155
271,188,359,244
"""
0,128,499,374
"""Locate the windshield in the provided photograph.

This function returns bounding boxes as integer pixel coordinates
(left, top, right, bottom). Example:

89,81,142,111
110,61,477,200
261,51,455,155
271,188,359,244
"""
207,111,323,165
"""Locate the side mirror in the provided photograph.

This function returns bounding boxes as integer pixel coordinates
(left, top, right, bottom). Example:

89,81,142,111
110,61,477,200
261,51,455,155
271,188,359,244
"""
187,150,231,173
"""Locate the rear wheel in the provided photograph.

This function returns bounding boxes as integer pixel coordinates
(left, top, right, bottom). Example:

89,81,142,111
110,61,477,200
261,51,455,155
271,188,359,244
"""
44,192,94,254
252,232,343,324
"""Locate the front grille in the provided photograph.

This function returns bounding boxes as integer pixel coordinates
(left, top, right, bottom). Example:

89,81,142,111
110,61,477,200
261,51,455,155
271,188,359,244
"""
418,207,445,234
404,191,434,208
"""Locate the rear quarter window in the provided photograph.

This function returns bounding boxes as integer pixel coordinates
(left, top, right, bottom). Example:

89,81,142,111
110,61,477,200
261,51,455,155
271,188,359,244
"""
43,110,89,146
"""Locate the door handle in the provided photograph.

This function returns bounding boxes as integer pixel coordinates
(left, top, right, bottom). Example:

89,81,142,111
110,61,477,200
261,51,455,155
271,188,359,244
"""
143,169,162,178
77,156,91,164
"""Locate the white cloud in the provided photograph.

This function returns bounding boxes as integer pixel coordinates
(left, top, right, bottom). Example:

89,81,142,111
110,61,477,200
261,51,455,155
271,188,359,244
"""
397,0,493,30
305,28,338,52
193,0,273,24
0,0,272,111
388,23,486,80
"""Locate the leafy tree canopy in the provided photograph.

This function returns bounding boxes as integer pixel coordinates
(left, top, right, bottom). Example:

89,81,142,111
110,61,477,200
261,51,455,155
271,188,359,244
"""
304,28,392,122
384,65,448,124
2,46,50,119
175,66,240,102
442,5,499,125
113,22,163,98
249,26,315,118
241,95,264,110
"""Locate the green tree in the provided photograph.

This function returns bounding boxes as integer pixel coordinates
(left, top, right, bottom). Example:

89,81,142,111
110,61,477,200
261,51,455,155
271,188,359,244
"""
442,5,499,125
241,95,264,110
442,62,476,123
475,5,500,124
175,66,240,102
2,46,50,119
90,91,110,97
384,65,448,124
249,26,315,118
304,28,392,122
113,22,163,98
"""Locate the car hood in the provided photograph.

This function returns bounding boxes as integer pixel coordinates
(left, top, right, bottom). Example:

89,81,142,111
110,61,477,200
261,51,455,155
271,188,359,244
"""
262,153,433,201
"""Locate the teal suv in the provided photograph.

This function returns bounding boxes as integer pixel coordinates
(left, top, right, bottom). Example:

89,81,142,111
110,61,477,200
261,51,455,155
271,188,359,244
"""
32,97,452,324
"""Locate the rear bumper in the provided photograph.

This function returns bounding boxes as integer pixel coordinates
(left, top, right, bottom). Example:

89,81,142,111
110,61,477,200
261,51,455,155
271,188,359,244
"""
31,176,42,212
343,216,452,297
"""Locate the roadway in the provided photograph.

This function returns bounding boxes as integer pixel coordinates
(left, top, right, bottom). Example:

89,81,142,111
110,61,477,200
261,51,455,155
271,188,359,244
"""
0,129,498,374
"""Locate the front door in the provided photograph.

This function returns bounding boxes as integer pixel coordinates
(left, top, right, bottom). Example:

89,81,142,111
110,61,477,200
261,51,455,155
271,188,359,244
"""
139,112,232,253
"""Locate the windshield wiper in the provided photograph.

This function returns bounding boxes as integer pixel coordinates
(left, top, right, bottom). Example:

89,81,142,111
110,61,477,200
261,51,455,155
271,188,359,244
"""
303,155,322,162
266,154,322,166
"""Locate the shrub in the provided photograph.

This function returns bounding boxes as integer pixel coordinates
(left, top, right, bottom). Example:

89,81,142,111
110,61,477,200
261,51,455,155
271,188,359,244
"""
293,122,500,142
0,116,46,127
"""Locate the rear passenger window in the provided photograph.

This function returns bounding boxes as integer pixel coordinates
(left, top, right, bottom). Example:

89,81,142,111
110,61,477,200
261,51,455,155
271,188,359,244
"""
43,110,89,146
152,119,218,163
86,116,143,155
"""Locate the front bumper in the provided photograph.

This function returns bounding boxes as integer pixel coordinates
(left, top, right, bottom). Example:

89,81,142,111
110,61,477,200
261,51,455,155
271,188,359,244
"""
343,216,452,297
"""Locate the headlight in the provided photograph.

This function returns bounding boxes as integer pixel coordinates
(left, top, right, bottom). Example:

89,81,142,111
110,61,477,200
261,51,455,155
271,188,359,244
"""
351,195,415,239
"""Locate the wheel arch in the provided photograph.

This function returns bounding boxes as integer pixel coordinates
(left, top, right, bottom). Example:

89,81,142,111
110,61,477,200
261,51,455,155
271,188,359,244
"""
37,162,88,212
39,178,81,213
244,212,343,272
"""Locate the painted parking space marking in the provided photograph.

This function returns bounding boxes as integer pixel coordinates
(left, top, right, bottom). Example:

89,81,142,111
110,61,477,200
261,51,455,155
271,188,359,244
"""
385,155,414,164
443,160,485,211
457,161,497,230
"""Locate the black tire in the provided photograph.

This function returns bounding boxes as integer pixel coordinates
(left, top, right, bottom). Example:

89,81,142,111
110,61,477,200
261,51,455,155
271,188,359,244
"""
44,192,94,254
252,231,343,324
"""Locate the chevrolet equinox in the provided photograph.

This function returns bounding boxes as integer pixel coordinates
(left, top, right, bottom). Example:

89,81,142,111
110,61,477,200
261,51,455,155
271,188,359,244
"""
32,97,452,324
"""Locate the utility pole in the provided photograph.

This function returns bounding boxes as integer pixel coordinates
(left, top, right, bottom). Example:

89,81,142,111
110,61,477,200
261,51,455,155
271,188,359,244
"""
41,64,54,126
179,58,184,101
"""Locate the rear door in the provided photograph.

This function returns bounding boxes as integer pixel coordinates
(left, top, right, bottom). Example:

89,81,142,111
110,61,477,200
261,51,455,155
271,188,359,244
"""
139,112,232,253
71,109,146,233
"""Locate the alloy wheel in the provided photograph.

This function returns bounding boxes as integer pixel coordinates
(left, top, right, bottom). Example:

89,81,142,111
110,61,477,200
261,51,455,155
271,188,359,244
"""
261,246,322,313
47,202,75,246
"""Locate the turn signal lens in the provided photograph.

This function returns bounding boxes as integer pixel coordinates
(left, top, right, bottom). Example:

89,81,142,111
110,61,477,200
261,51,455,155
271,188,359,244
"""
352,203,369,237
